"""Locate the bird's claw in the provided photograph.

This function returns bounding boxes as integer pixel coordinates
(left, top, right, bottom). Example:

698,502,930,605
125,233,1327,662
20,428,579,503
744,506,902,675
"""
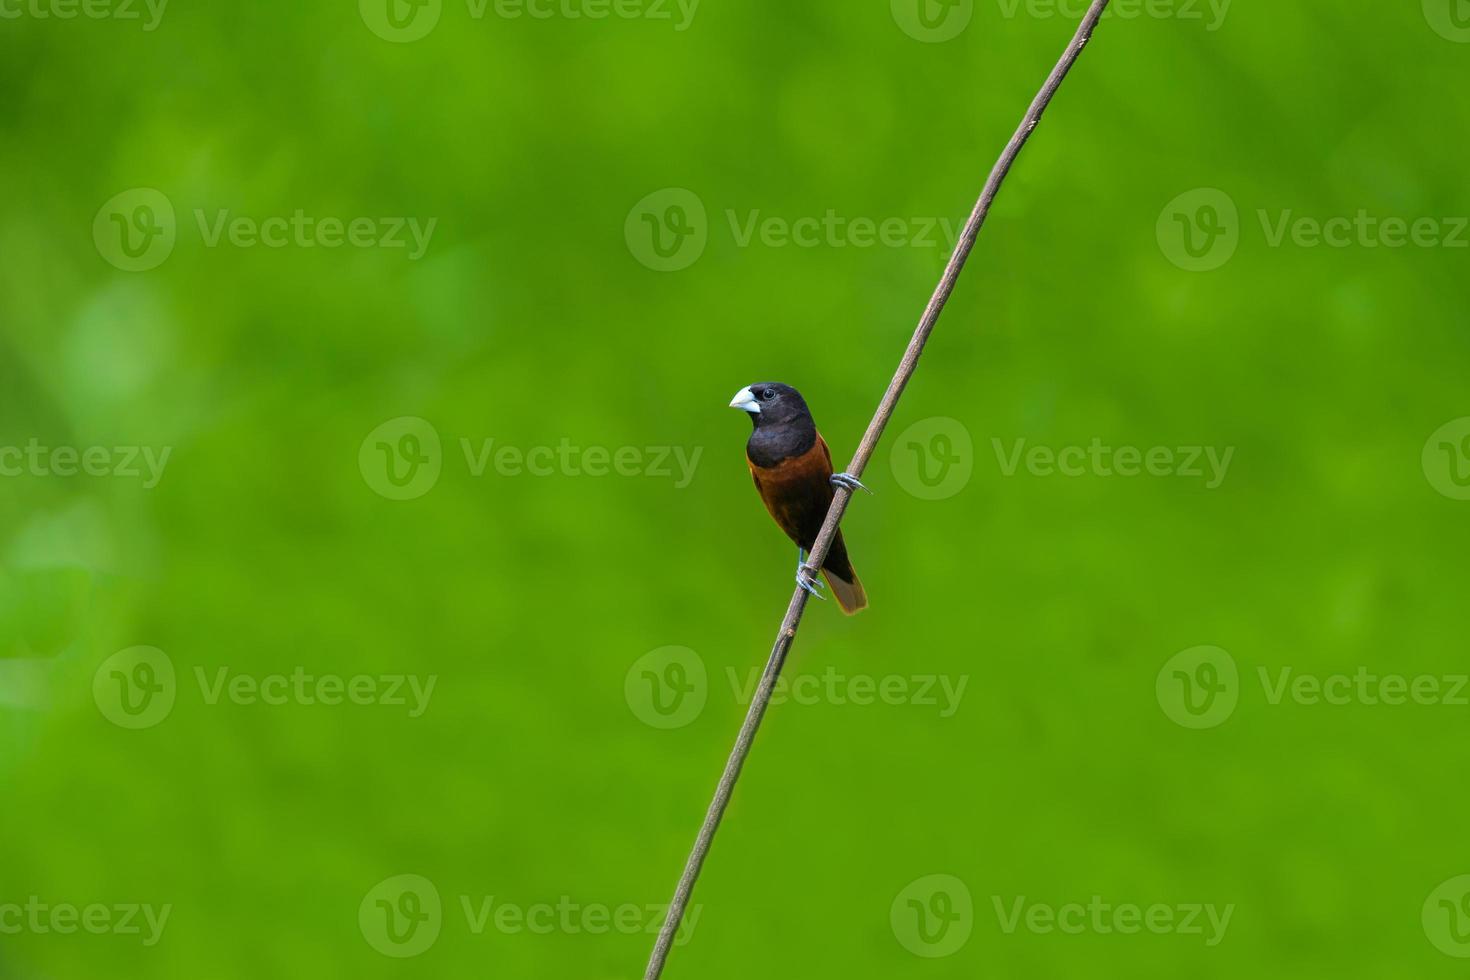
830,472,873,495
796,562,826,599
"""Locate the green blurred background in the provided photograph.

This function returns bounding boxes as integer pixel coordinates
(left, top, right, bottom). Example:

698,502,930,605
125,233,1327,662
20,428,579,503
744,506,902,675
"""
3,0,1469,976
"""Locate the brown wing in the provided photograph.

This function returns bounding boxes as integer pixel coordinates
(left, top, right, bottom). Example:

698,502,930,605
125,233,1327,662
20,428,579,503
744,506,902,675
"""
747,434,836,551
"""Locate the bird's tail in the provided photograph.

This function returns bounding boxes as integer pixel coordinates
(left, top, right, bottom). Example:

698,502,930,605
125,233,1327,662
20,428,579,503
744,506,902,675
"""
822,567,867,616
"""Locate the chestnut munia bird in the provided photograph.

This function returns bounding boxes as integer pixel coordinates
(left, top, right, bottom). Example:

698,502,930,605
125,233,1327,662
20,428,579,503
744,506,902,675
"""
729,382,869,614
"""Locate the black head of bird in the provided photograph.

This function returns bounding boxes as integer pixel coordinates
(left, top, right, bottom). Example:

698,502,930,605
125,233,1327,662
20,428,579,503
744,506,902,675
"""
728,382,811,429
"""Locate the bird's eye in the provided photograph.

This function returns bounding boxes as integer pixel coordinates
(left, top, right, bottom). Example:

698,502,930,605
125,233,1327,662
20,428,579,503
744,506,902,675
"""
761,389,776,401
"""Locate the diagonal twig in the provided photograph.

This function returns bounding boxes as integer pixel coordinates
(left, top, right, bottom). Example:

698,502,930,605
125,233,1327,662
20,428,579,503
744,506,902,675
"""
644,4,1114,975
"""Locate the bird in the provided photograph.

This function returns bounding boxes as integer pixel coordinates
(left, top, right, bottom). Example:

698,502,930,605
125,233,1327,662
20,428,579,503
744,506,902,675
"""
729,382,869,615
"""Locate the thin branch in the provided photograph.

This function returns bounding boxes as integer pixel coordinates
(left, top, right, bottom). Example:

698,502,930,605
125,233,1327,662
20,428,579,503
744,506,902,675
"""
644,4,1113,975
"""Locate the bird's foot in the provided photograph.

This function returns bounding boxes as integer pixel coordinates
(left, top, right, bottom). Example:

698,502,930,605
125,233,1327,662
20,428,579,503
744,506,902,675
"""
830,472,874,495
796,562,826,599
